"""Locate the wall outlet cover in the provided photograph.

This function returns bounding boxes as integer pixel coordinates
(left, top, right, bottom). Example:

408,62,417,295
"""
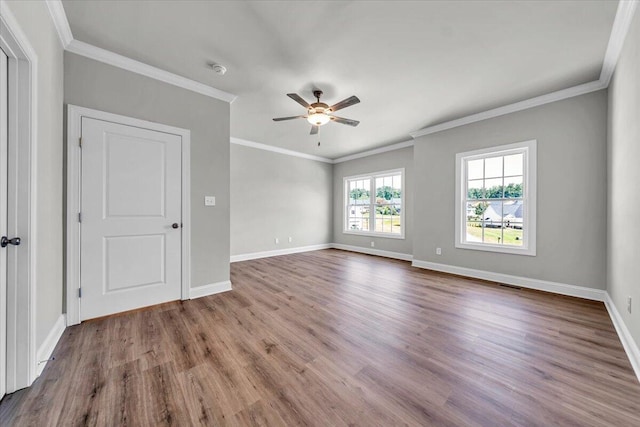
204,196,216,206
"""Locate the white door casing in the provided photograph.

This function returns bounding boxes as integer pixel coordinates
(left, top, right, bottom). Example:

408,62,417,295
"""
0,3,38,391
67,106,191,325
0,47,8,399
80,118,182,320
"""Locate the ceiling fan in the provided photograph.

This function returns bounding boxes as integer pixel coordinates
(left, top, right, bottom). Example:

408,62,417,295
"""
273,90,360,135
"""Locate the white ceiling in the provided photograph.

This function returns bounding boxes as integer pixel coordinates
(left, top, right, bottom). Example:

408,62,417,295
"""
61,1,618,159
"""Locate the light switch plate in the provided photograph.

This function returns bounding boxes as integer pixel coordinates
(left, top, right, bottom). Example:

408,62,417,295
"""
204,196,216,206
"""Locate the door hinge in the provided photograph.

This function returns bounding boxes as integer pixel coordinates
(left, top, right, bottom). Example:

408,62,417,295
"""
78,212,82,223
78,287,82,298
79,137,82,148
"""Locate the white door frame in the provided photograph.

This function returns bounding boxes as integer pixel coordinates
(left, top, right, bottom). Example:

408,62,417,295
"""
0,2,38,391
66,105,191,326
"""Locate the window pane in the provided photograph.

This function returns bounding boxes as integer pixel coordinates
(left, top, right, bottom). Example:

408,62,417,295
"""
375,175,401,202
484,178,503,198
484,156,503,178
504,176,523,198
467,201,488,222
482,223,502,244
349,179,370,205
482,201,502,226
465,221,483,242
503,200,523,230
467,179,484,199
504,153,523,176
503,225,523,246
347,202,369,231
467,159,483,180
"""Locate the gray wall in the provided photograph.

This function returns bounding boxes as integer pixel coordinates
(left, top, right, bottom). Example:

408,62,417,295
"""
413,91,607,289
333,147,413,255
607,11,640,348
5,0,65,350
231,144,332,256
64,52,231,288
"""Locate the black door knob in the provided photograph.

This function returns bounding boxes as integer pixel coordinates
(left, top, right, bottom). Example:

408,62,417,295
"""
172,223,179,229
1,236,21,248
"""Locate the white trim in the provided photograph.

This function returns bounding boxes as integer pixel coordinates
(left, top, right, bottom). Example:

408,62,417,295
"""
181,129,192,303
0,0,39,391
333,140,414,163
604,292,640,383
35,314,66,377
189,281,232,299
411,259,606,301
66,105,192,326
343,168,405,239
409,80,606,138
332,243,413,262
66,40,236,104
455,140,537,256
45,0,73,48
230,137,333,164
600,0,638,86
341,230,405,240
230,243,332,263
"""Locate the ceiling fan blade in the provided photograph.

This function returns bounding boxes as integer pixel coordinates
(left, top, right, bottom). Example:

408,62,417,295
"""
287,93,311,108
329,95,360,112
310,125,319,135
330,116,360,127
273,115,306,121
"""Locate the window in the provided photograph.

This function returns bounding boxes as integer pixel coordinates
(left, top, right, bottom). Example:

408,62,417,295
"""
455,140,536,255
344,169,404,238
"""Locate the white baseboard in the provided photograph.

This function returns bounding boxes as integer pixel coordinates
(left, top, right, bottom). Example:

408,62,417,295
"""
230,243,332,263
189,280,232,299
331,243,413,261
604,292,640,383
411,259,606,302
36,314,67,377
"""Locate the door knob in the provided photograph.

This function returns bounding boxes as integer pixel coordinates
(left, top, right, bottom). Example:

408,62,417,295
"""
172,223,179,229
1,236,21,247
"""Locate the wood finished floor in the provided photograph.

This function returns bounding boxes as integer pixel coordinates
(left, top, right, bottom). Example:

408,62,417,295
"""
1,249,639,426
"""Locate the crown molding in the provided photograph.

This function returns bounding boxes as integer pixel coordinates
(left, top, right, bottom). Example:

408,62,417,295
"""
44,0,236,103
230,137,333,164
333,140,414,164
409,80,606,139
45,0,72,48
66,39,236,103
600,0,638,86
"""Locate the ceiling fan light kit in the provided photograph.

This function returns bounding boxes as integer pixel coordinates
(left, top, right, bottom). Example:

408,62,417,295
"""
273,89,360,135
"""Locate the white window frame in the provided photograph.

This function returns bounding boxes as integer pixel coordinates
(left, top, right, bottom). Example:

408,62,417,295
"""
343,168,405,239
455,140,536,256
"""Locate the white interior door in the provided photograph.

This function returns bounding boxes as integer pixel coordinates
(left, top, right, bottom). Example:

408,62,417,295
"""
80,117,182,321
0,47,8,400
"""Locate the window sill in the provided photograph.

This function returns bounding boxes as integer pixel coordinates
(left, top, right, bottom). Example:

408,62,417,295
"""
343,230,405,240
455,241,536,256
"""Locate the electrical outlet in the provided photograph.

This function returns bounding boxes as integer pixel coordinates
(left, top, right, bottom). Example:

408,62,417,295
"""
274,238,279,244
204,196,216,206
436,247,442,255
628,296,632,313
370,241,375,248
288,237,292,243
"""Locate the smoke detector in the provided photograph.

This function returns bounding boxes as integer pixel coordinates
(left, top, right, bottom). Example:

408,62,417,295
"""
211,64,227,75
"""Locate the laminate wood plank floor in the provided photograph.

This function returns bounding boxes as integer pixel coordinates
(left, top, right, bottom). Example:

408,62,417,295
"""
1,249,639,426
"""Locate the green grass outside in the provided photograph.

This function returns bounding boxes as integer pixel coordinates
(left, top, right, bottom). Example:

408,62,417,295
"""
374,215,401,234
466,225,523,245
